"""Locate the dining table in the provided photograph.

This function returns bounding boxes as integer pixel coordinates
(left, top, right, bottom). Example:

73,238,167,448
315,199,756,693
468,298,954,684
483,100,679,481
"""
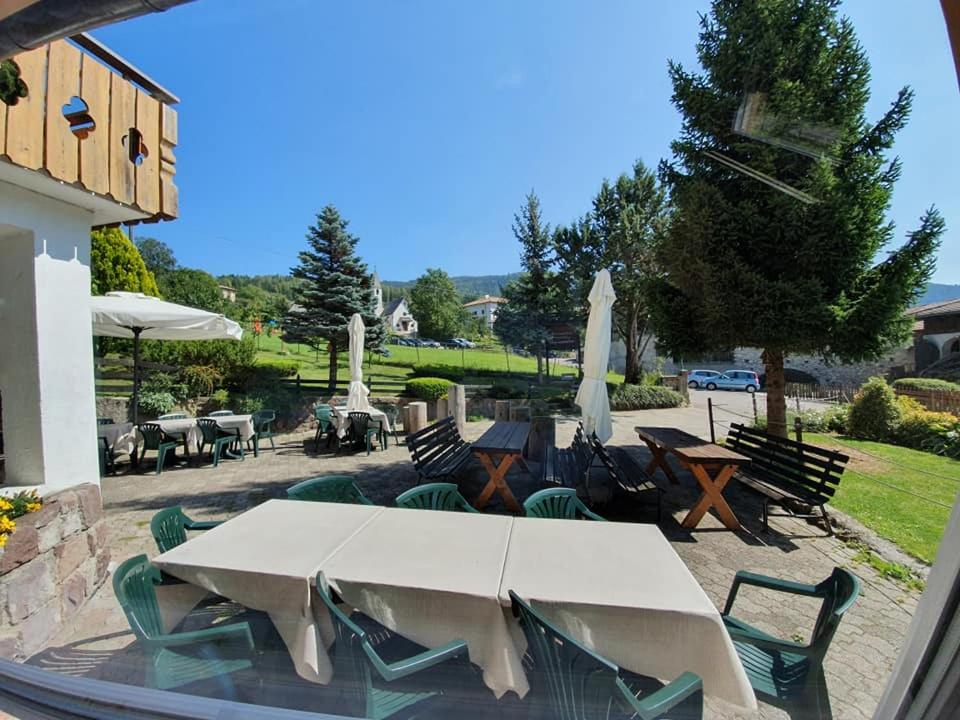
152,500,757,709
97,421,136,456
144,414,256,455
328,404,392,440
470,421,530,512
635,426,752,530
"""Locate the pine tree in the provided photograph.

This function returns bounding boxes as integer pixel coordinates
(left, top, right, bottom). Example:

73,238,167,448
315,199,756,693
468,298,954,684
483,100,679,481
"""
654,0,944,436
284,205,385,390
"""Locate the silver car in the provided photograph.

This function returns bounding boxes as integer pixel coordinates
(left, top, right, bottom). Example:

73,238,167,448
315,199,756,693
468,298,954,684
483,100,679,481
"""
705,369,761,393
687,369,722,389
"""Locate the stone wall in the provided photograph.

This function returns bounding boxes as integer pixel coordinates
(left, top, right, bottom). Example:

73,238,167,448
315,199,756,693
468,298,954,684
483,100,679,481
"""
0,484,110,661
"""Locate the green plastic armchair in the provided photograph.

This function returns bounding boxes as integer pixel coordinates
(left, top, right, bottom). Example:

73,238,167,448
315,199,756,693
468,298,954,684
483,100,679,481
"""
315,573,470,719
721,567,860,719
136,423,184,475
314,405,337,450
248,409,277,456
151,506,222,554
197,418,243,467
523,487,606,521
375,405,401,447
113,555,258,692
510,590,703,719
395,483,478,513
98,437,114,477
348,411,384,455
287,475,374,505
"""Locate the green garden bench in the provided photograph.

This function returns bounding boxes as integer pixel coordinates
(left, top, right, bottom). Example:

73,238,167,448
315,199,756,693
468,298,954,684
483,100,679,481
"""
405,417,473,484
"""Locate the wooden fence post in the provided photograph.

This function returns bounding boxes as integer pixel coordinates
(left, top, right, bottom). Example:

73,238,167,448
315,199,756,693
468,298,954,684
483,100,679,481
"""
525,416,555,463
510,404,531,422
449,384,466,436
707,397,716,444
406,401,428,434
494,400,511,422
794,416,804,443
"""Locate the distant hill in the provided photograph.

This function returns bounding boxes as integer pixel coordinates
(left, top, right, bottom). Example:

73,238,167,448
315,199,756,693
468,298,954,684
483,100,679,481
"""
382,274,519,301
920,283,960,305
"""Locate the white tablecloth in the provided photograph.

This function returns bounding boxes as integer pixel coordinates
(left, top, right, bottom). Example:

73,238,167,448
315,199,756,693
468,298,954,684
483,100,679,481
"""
153,501,756,709
329,405,392,440
98,422,136,456
144,415,256,454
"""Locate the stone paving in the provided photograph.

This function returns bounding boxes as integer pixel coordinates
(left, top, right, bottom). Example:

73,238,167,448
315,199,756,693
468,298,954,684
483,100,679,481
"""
26,404,921,719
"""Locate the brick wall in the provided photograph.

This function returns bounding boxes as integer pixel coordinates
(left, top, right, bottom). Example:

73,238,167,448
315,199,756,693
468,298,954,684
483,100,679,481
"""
0,484,110,660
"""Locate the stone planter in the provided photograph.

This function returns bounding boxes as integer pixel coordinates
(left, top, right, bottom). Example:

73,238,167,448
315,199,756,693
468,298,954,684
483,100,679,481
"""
0,484,110,661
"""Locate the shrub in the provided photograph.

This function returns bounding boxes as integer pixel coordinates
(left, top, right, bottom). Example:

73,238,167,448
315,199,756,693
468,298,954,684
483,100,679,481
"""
210,388,230,408
406,377,453,400
893,377,960,392
847,377,901,441
138,390,176,417
232,360,300,392
411,363,465,381
180,364,223,397
893,396,959,450
488,383,524,399
609,384,684,411
141,372,189,402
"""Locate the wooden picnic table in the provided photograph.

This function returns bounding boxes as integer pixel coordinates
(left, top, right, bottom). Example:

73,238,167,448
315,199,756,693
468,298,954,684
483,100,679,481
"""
635,426,751,531
472,421,531,513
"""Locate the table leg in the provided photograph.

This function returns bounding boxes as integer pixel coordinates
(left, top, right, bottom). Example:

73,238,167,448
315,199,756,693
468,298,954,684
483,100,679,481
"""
474,451,522,513
641,439,680,485
681,464,740,530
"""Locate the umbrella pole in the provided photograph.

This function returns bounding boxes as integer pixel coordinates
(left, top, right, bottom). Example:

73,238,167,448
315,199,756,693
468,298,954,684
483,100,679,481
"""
132,328,142,425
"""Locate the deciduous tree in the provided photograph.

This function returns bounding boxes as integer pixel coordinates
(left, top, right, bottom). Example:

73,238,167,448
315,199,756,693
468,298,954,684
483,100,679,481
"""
90,227,159,296
158,268,223,313
135,237,177,277
408,268,467,340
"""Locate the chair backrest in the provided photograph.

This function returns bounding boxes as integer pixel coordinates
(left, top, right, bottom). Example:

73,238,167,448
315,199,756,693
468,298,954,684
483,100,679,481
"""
150,507,188,553
113,555,165,643
377,405,399,423
509,590,622,720
314,405,333,429
348,412,371,435
524,488,582,520
810,568,861,658
396,482,469,511
287,475,369,504
157,413,186,421
314,575,376,718
97,417,114,426
196,418,221,443
252,409,276,431
208,410,233,417
138,423,165,450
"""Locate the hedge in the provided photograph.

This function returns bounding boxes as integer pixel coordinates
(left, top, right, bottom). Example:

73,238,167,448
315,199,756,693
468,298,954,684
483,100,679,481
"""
609,384,684,411
893,377,960,392
411,363,466,381
406,377,453,400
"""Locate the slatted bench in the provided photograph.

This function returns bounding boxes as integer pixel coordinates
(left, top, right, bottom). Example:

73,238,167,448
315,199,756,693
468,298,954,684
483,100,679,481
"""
726,423,849,534
591,440,663,523
406,416,474,484
541,422,595,489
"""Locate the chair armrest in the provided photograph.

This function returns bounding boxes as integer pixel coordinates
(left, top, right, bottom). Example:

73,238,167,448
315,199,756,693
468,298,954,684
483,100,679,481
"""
725,625,814,656
616,671,702,719
458,501,480,514
155,622,255,653
577,503,606,522
184,519,221,531
365,639,469,682
722,570,820,616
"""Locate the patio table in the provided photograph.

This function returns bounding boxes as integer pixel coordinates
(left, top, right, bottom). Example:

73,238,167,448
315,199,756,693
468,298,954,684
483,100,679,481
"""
97,421,135,456
328,405,392,440
471,421,530,512
636,426,752,531
153,500,384,683
147,414,256,455
500,517,756,710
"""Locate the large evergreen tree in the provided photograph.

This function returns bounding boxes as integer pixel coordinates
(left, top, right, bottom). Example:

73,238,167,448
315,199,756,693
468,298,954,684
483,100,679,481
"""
284,205,384,390
654,0,944,436
408,268,467,340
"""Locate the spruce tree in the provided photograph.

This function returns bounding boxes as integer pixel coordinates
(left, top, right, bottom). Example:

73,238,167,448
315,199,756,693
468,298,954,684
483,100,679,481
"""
654,0,944,436
285,205,384,390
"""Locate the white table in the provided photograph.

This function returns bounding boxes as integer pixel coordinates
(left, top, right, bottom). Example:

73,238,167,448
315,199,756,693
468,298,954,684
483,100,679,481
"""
153,501,756,709
329,405,392,440
98,422,136,456
146,414,256,455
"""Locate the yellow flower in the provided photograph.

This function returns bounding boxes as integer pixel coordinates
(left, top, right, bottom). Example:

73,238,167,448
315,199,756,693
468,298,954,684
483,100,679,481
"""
0,534,6,547
0,516,16,534
26,502,41,513
0,499,12,512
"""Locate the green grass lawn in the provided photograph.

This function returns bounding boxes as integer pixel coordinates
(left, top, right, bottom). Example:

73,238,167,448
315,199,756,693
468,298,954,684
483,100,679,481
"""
806,433,959,564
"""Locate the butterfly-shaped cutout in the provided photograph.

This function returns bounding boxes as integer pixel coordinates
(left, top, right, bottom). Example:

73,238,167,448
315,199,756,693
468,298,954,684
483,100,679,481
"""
61,95,95,139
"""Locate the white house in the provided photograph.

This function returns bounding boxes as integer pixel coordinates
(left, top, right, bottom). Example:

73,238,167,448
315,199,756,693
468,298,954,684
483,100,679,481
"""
382,298,418,335
463,294,507,330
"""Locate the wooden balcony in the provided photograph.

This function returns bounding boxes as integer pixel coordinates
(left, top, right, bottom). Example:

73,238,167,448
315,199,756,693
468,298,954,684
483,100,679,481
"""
0,37,177,224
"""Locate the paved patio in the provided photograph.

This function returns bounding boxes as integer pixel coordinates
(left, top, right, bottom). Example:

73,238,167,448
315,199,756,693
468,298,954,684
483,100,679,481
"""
27,404,921,719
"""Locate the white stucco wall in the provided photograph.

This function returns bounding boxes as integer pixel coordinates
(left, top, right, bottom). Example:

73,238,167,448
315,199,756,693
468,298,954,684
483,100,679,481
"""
0,181,100,491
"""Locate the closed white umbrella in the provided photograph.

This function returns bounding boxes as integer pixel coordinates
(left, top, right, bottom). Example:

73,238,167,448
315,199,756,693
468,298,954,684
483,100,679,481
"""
345,313,372,412
575,269,617,443
90,292,243,422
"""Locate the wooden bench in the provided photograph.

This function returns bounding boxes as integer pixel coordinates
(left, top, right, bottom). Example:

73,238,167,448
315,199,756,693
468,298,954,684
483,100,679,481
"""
591,440,663,523
726,423,849,534
406,416,473,484
541,422,595,489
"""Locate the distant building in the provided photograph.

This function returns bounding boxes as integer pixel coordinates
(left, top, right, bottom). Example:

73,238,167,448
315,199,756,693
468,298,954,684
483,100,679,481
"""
218,285,236,303
382,298,418,335
372,272,384,317
911,298,960,371
463,294,506,329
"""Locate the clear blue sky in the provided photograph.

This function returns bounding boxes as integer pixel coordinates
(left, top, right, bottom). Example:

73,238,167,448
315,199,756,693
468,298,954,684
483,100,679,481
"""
93,0,959,283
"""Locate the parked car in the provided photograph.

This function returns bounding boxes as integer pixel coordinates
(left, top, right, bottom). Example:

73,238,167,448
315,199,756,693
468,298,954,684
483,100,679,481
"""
687,369,722,389
451,337,476,348
415,338,441,348
705,369,761,393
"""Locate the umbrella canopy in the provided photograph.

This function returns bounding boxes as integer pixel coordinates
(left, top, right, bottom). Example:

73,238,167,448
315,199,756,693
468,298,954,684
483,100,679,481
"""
345,313,372,412
90,292,243,423
575,269,617,443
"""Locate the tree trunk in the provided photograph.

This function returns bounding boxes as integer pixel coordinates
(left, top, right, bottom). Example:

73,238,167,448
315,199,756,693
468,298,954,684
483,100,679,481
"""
624,308,641,385
536,351,544,384
328,341,338,393
763,348,787,437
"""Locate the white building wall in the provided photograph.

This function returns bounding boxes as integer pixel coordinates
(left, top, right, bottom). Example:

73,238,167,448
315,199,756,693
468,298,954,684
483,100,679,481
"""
0,182,100,491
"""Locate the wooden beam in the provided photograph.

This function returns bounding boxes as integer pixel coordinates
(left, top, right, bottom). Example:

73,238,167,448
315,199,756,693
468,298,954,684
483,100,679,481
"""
134,89,160,214
108,72,135,205
5,45,46,169
79,50,111,194
944,0,960,91
44,40,81,183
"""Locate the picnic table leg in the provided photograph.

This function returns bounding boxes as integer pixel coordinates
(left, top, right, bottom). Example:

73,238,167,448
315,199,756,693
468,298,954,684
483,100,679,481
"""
681,463,740,530
641,439,680,485
473,451,522,513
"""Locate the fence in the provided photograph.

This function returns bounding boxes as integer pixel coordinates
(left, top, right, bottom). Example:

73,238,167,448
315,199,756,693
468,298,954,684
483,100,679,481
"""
784,382,859,403
94,357,177,396
894,387,960,415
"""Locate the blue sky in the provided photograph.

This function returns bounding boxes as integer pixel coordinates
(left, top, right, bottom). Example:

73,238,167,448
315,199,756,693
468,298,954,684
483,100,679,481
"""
94,0,959,283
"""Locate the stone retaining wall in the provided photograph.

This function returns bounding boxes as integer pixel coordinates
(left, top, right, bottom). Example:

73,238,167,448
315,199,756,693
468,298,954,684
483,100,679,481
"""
0,484,110,660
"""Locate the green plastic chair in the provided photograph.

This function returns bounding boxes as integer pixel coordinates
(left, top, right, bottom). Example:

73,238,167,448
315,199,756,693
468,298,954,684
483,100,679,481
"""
510,590,703,720
98,436,114,476
722,568,860,719
248,409,277,456
287,475,374,505
523,487,606,521
136,423,183,475
314,405,337,449
375,405,401,447
157,413,187,420
209,410,234,417
315,573,470,719
348,412,384,455
150,507,222,554
395,483,478,513
197,418,243,467
113,555,258,692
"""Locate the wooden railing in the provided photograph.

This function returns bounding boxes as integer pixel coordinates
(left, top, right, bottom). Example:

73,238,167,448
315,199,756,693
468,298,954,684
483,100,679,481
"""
1,38,178,222
94,357,177,396
894,387,960,415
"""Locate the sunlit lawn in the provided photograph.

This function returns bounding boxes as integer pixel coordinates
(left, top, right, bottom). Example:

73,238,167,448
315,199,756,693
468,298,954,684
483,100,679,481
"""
806,433,959,564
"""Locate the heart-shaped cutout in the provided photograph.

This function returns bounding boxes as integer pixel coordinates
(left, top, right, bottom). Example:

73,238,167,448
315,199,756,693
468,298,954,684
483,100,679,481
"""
61,95,95,139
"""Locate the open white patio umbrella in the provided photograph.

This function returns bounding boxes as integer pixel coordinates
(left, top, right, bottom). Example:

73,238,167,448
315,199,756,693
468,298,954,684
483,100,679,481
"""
90,291,243,423
575,269,617,443
345,313,372,412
